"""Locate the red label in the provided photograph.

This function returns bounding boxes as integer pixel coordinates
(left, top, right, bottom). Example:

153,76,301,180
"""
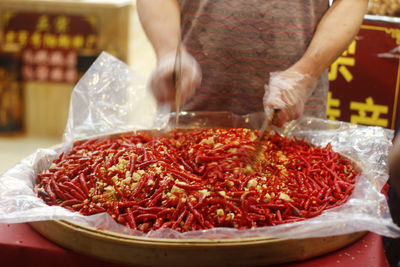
328,20,400,130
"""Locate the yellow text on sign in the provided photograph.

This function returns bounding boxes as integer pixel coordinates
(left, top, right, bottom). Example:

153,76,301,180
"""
350,97,388,127
329,40,356,83
4,30,98,50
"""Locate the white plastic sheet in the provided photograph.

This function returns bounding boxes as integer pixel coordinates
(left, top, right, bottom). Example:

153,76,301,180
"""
0,52,399,239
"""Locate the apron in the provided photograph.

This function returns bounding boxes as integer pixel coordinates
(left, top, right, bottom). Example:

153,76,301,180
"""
179,0,330,118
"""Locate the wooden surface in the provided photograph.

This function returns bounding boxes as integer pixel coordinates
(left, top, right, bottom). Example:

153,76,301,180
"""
26,124,367,266
0,223,388,267
30,220,366,267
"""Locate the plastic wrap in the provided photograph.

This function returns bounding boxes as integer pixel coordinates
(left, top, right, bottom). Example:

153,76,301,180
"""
0,52,399,239
263,71,319,127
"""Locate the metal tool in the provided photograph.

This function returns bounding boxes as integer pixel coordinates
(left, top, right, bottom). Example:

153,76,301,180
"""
249,109,277,168
173,40,182,126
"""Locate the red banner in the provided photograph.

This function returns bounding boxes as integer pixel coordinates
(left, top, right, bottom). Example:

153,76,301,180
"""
328,19,400,130
2,11,99,83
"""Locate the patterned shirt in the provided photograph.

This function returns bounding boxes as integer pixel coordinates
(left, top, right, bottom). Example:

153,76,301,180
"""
179,0,330,118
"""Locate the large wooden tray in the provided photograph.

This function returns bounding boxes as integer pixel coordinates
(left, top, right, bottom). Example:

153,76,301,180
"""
30,113,366,266
30,220,365,266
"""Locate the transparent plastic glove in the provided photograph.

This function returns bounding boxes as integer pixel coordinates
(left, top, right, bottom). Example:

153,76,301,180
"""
388,133,400,195
149,49,201,108
263,71,318,127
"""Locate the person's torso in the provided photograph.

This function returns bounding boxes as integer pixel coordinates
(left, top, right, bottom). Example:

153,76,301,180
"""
180,0,330,117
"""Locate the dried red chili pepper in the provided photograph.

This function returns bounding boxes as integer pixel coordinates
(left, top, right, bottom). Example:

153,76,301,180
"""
35,128,359,233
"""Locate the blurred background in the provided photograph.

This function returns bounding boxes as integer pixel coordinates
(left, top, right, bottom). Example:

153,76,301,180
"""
0,0,156,173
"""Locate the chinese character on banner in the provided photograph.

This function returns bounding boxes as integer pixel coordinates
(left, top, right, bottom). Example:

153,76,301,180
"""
5,31,15,43
58,34,71,50
18,30,29,47
43,33,57,49
36,15,51,32
72,35,84,50
54,16,69,33
30,32,42,49
86,34,97,50
327,92,341,121
329,40,356,83
350,97,389,127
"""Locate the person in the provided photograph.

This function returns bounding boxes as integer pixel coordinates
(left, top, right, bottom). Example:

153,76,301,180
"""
137,0,368,127
386,134,400,266
389,134,400,195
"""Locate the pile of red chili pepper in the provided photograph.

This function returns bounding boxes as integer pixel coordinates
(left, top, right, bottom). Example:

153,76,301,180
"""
35,128,358,233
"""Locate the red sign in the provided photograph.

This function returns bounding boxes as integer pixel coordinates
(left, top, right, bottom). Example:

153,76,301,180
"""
328,19,400,130
2,11,99,83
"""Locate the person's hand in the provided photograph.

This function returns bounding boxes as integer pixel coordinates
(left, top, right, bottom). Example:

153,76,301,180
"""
263,70,318,127
388,133,400,195
149,48,201,108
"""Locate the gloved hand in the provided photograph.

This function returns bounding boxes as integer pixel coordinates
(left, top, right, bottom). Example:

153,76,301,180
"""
263,70,318,127
388,134,400,195
149,48,201,108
